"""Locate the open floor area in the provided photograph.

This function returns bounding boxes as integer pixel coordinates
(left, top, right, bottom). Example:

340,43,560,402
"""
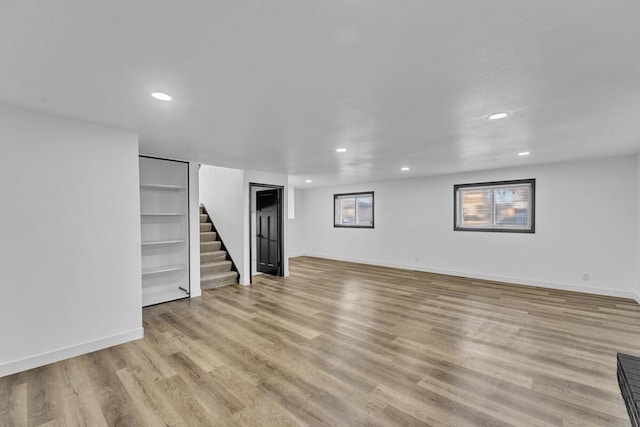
2,256,640,426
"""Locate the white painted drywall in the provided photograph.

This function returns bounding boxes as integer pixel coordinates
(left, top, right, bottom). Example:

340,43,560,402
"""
287,187,306,258
288,185,295,219
199,165,245,282
0,104,143,377
298,155,639,298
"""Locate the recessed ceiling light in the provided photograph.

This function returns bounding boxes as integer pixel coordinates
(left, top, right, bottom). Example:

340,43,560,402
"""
305,179,312,183
518,151,530,156
488,112,508,120
401,167,410,171
151,92,172,101
336,148,347,153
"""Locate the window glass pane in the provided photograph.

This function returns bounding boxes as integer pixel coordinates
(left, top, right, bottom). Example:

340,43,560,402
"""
454,179,534,233
460,189,492,227
356,196,373,226
334,192,374,228
494,186,530,227
340,198,355,224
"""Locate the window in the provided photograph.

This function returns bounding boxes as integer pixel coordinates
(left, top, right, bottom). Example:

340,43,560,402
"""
454,179,535,233
334,192,374,228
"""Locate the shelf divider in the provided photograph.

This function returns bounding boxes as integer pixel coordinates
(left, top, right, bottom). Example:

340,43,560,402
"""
141,264,187,276
140,183,185,191
141,239,186,246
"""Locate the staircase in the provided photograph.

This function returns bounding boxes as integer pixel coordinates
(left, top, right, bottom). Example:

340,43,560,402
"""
200,205,239,289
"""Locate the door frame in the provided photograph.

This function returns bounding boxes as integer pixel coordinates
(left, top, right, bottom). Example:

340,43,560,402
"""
249,182,284,284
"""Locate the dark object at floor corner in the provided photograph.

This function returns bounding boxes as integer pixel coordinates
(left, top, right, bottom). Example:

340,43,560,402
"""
617,352,640,427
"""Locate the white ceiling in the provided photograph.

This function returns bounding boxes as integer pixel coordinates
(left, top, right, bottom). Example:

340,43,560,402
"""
1,1,639,187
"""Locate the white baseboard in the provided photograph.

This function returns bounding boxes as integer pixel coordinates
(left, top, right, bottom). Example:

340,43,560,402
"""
303,252,638,301
0,327,144,378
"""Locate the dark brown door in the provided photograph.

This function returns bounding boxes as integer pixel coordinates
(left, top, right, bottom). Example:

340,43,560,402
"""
256,189,280,275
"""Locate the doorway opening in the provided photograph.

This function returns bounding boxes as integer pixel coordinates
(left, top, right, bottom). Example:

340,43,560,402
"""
249,183,284,284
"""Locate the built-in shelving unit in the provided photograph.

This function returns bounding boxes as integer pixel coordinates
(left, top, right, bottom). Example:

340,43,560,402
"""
139,156,190,307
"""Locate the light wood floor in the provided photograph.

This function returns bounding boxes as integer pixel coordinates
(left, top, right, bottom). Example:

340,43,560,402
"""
2,256,640,426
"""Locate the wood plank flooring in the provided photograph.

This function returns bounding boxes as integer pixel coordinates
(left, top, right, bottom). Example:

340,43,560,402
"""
2,256,640,426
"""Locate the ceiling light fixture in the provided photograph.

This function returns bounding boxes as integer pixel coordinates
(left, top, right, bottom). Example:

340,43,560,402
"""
305,179,312,183
488,112,508,120
152,92,172,101
401,167,410,171
336,148,347,153
518,151,530,156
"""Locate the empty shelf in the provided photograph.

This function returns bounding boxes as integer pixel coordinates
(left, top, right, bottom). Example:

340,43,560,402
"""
141,239,186,246
140,183,185,191
141,264,188,275
142,288,189,307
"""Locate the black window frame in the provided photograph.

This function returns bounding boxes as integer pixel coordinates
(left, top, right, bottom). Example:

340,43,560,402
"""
333,191,375,229
454,179,535,233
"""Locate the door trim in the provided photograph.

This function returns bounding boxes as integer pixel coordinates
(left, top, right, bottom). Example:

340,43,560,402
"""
249,182,284,284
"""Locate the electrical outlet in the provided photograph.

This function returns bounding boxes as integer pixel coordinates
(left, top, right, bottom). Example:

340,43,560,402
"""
414,257,420,263
582,273,590,281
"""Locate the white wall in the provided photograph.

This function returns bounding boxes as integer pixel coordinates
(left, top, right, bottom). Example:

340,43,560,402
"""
287,187,306,257
199,165,245,282
288,185,296,219
298,155,638,298
0,105,143,377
